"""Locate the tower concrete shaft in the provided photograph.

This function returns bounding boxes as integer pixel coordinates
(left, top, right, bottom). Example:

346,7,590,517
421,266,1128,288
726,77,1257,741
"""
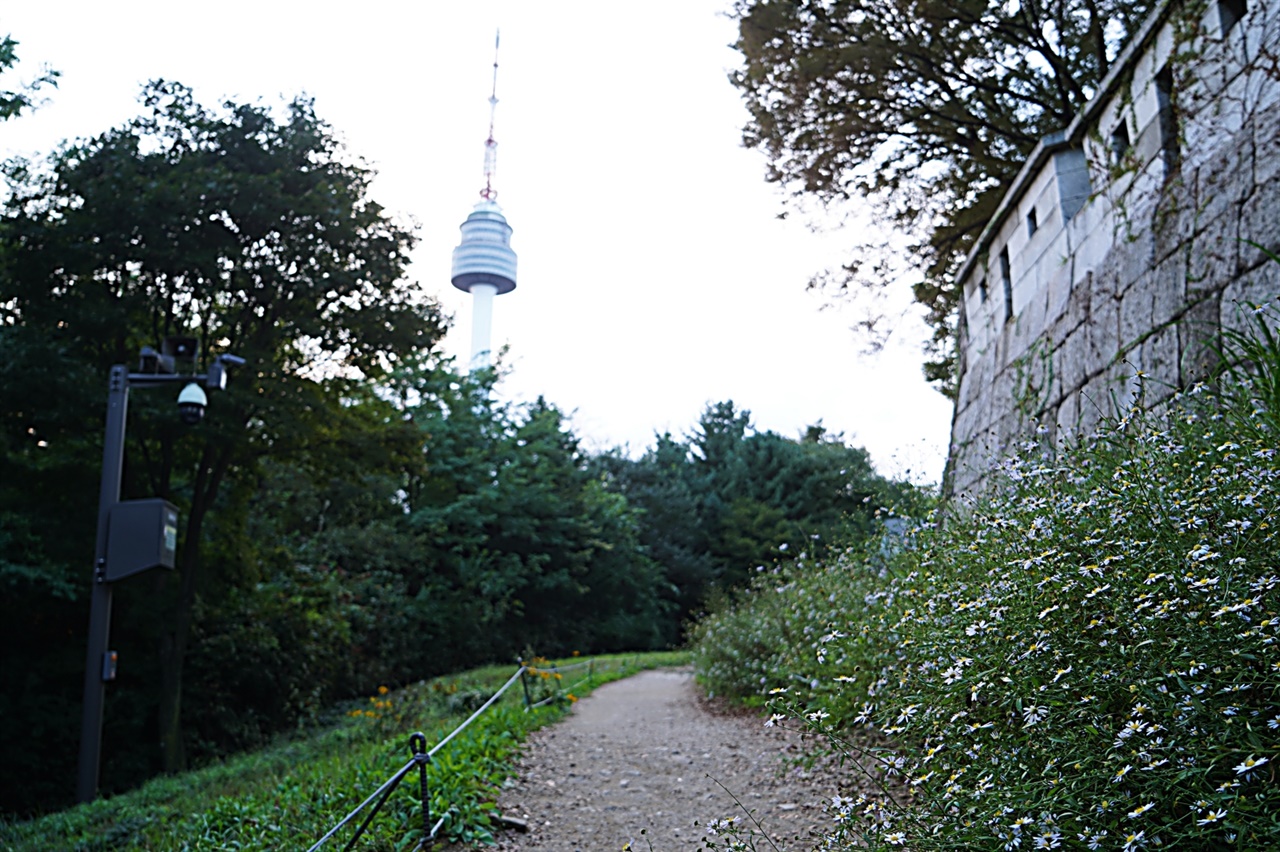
451,199,516,369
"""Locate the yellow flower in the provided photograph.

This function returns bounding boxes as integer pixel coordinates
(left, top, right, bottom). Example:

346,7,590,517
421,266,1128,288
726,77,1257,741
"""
377,685,389,696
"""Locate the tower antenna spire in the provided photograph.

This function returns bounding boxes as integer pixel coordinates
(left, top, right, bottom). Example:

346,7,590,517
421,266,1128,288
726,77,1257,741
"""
481,29,500,200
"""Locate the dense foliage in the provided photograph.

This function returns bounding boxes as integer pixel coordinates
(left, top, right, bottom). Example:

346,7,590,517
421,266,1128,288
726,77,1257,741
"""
728,0,1158,390
694,307,1280,849
1,78,446,776
596,401,920,626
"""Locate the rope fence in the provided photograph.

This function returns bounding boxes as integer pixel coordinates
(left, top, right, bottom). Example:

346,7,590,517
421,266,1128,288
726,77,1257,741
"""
306,655,631,851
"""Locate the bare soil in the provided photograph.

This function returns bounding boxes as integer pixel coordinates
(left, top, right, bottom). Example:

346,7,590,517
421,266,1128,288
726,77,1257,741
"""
487,668,856,851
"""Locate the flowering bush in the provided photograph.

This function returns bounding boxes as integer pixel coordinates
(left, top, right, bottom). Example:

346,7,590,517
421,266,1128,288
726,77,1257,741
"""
694,308,1280,850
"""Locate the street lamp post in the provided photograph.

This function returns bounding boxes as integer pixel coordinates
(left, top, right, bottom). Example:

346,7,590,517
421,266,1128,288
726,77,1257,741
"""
76,344,242,803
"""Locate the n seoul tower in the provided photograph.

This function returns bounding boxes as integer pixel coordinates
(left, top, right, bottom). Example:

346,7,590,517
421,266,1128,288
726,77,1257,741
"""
451,33,517,371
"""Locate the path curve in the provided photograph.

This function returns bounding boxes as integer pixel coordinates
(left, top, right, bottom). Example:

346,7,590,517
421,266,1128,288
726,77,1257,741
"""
489,668,844,851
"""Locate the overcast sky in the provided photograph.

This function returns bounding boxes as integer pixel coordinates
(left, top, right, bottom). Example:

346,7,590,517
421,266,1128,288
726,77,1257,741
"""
2,1,954,483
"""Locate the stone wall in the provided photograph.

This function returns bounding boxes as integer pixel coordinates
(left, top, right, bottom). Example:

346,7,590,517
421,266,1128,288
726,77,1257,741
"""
947,0,1280,495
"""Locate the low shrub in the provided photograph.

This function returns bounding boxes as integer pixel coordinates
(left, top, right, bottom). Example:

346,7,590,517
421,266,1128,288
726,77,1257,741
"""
694,310,1280,850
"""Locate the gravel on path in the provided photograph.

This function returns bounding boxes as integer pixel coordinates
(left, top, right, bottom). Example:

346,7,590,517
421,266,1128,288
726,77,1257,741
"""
487,668,852,851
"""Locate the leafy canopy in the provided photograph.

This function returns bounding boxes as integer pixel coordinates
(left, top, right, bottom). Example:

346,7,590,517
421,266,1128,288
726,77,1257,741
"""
597,400,915,619
0,34,58,122
0,79,446,788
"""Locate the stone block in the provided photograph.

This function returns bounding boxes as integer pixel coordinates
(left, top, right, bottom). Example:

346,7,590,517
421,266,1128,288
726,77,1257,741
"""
1186,212,1241,295
1182,97,1250,178
1119,272,1154,353
1074,212,1116,277
1055,388,1081,442
1069,259,1099,323
990,361,1019,415
1041,221,1072,263
1014,340,1056,419
1007,319,1035,369
1055,148,1092,221
1152,176,1197,264
1089,253,1122,316
1240,178,1280,271
1116,228,1157,293
1087,293,1122,375
1076,383,1107,438
1179,293,1224,384
1253,103,1280,187
1140,322,1183,391
1130,157,1171,221
1220,42,1264,129
957,348,990,410
1152,253,1190,327
1069,184,1109,248
1048,312,1075,352
950,404,978,457
967,312,993,356
1183,52,1231,144
1194,124,1252,225
1046,260,1074,325
947,438,985,497
1132,99,1164,163
1057,324,1093,398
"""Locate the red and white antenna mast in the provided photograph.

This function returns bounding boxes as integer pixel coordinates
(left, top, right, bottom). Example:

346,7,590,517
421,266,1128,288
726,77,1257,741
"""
481,30,500,201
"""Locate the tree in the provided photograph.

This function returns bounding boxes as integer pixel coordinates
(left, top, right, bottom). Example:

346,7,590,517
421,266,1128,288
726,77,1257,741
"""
592,435,717,622
406,378,672,660
0,81,445,774
729,0,1156,391
602,401,903,615
0,33,58,122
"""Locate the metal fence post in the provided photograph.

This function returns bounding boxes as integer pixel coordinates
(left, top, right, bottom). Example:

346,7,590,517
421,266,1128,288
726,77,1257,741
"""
519,662,532,708
411,732,431,850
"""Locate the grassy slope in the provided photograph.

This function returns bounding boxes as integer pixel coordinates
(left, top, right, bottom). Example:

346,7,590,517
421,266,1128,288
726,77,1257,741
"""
1,651,688,851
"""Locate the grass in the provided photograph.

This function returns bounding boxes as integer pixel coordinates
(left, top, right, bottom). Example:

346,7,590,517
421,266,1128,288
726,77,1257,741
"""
0,651,688,851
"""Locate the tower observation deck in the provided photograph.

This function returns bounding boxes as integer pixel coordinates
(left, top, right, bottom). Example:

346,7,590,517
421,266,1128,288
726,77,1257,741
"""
451,32,517,370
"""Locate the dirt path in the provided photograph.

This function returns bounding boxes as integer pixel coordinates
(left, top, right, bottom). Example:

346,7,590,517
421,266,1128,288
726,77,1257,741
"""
488,668,847,851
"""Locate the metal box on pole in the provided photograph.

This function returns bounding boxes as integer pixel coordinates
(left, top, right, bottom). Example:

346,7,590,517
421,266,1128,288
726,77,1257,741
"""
105,499,179,582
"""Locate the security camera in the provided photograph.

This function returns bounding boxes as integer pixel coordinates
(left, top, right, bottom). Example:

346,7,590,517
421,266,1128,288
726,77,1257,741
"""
204,353,247,392
177,383,208,426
